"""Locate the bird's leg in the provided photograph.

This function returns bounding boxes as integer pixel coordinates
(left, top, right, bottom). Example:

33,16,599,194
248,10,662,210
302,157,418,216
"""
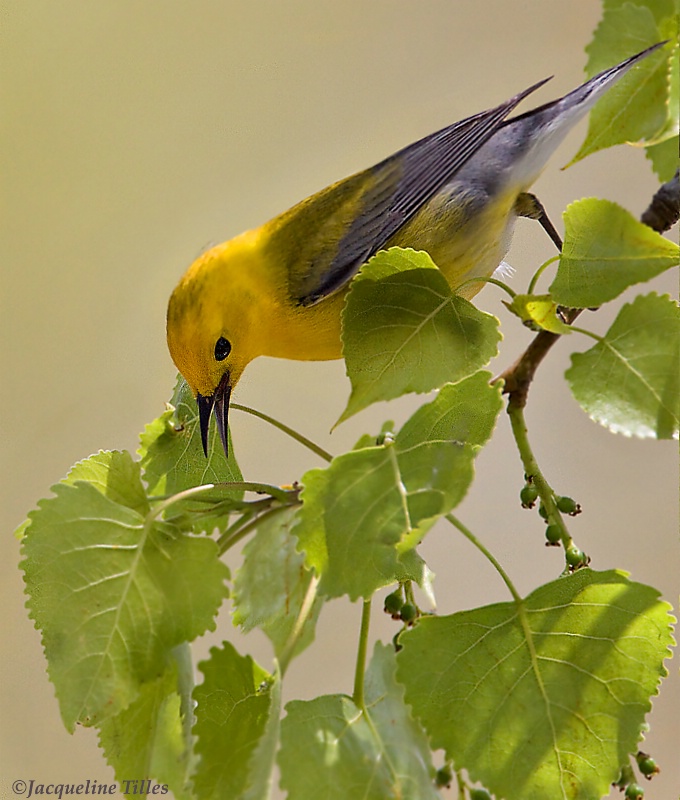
515,192,563,252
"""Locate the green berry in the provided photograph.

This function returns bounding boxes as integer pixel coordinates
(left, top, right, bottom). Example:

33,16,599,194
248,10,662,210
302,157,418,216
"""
384,592,404,616
625,783,644,799
434,765,453,788
520,484,539,508
545,524,561,545
636,752,659,778
538,502,549,520
400,603,417,623
556,495,581,515
565,545,585,568
469,790,492,800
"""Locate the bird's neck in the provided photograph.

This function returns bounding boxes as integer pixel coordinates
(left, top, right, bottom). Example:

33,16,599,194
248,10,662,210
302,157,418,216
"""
217,229,345,362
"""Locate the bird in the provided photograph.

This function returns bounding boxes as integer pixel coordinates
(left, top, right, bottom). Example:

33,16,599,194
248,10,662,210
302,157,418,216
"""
166,43,665,459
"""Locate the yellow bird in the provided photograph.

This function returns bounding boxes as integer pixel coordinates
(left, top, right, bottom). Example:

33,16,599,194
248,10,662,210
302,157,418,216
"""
167,44,663,457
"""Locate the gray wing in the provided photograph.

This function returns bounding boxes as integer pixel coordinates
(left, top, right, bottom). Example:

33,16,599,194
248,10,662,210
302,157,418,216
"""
296,77,550,305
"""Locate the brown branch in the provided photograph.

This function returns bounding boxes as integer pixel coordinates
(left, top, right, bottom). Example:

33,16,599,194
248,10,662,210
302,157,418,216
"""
641,168,680,232
496,171,680,408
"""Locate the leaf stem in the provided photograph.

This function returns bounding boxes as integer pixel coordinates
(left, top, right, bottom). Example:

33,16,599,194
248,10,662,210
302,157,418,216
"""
446,514,522,603
228,481,298,503
526,255,560,295
456,275,517,299
568,325,605,343
150,481,295,507
231,402,333,462
151,483,217,520
352,598,372,711
217,502,299,555
278,574,320,677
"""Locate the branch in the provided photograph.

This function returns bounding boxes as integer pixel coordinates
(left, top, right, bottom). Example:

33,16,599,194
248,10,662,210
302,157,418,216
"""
641,168,680,233
496,172,680,408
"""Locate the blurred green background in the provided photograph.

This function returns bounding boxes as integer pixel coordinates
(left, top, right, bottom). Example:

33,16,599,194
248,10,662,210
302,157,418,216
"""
2,2,677,798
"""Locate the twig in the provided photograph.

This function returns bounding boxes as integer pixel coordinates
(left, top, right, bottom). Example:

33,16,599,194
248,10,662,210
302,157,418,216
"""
641,168,680,233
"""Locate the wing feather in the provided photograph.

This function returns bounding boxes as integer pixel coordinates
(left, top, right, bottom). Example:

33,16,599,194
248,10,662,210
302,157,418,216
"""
292,78,550,305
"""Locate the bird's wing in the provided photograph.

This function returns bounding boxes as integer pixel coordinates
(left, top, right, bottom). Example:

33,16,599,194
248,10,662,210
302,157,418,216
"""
285,78,550,306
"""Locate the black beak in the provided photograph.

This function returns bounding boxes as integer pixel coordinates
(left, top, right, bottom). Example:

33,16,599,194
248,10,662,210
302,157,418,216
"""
197,371,232,459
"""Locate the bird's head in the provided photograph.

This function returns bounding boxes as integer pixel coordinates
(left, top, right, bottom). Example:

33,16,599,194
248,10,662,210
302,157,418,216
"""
166,239,260,459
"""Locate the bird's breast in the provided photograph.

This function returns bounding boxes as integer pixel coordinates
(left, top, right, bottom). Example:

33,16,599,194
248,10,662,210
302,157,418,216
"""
388,182,520,299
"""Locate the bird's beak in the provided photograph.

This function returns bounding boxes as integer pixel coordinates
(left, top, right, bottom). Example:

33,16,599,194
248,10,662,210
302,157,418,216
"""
197,371,232,459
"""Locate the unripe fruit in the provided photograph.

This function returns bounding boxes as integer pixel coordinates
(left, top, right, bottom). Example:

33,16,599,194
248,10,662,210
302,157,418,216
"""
520,484,539,507
565,545,585,568
400,603,417,623
636,752,659,778
545,524,561,545
384,592,403,616
434,766,453,788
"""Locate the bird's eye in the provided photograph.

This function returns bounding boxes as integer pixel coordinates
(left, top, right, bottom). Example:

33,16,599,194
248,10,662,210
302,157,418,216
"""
214,336,232,361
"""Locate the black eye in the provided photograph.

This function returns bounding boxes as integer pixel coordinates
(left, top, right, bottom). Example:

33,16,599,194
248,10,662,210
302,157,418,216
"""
214,336,231,361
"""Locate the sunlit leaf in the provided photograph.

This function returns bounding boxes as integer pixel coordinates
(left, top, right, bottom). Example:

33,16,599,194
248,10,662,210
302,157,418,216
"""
568,8,671,166
550,199,679,307
503,293,572,334
645,134,680,180
566,293,679,438
339,248,500,423
397,569,674,800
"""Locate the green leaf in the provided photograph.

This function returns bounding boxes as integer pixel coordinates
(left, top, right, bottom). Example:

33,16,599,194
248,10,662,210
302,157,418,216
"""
549,199,679,307
20,450,229,731
139,376,243,534
279,643,438,800
396,569,674,800
98,650,193,800
295,445,428,600
503,294,572,334
395,370,502,450
241,665,282,800
566,293,679,439
339,248,501,423
294,373,502,599
644,32,679,179
191,643,274,800
63,449,150,515
603,0,677,23
232,506,322,662
569,7,671,166
610,0,679,22
649,32,679,129
645,134,680,180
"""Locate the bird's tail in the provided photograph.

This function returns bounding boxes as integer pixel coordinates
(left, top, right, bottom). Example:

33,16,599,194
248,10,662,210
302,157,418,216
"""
521,41,666,124
496,41,666,190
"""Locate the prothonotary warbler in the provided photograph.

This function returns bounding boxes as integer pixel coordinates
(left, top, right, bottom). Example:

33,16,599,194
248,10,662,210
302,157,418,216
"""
166,44,664,458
